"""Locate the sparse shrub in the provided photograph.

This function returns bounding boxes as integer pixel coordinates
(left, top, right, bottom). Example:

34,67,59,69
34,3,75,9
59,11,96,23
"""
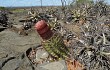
0,6,6,10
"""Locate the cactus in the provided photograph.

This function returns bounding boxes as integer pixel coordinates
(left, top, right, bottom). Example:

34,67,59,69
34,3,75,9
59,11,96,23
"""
42,33,70,60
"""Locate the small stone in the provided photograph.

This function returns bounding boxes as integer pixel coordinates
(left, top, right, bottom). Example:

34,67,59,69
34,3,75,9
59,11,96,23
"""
37,60,67,70
35,48,49,62
13,25,23,29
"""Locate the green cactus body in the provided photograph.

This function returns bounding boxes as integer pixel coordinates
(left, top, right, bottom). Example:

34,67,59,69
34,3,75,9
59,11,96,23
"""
42,33,70,60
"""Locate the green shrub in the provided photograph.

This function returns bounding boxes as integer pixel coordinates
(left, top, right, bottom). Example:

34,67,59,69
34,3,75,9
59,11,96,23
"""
0,7,6,10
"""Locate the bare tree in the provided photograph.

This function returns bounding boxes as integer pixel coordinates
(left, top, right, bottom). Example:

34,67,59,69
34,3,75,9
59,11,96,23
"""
40,0,43,12
61,0,67,23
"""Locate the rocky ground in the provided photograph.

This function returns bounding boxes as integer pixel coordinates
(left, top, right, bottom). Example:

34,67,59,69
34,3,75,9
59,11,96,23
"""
0,9,35,70
0,2,110,69
0,9,69,70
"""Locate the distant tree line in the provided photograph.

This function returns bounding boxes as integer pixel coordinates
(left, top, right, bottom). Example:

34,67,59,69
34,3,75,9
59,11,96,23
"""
0,6,6,10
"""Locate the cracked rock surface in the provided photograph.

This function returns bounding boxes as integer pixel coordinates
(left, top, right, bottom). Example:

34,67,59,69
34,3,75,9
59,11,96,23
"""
0,29,41,70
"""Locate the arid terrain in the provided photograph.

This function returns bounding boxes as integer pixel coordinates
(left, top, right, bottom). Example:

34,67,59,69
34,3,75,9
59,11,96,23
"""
0,1,110,70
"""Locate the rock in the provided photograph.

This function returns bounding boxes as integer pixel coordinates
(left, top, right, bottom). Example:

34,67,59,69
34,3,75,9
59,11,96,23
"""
0,28,41,70
0,51,35,70
35,48,49,62
37,60,67,70
0,26,6,32
0,29,41,52
0,25,41,70
2,59,19,70
13,24,23,29
16,57,35,70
